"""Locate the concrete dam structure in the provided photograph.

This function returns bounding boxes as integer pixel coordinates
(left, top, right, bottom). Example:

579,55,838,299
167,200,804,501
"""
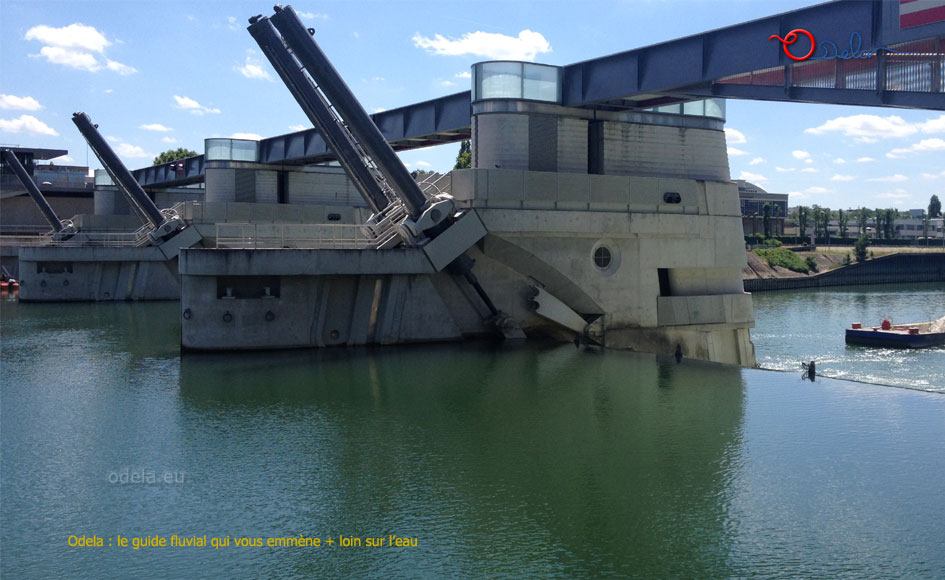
178,6,754,366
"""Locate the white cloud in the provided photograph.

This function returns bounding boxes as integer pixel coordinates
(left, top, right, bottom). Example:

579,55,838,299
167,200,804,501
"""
413,29,551,61
787,191,809,200
875,192,910,199
804,114,918,141
105,59,137,75
455,71,472,79
37,46,100,71
749,157,765,166
372,107,386,114
856,157,875,163
173,95,221,115
724,128,747,144
886,138,945,159
775,167,795,173
833,158,846,164
0,94,42,111
0,114,58,135
104,89,113,94
727,147,748,156
805,186,830,194
227,16,240,31
918,114,945,134
831,174,855,182
106,135,121,143
801,168,818,173
236,55,272,81
231,132,262,140
792,150,811,161
297,11,329,20
866,174,908,183
288,124,307,132
161,136,177,144
415,161,432,167
115,143,153,158
439,80,458,87
51,154,74,162
25,23,110,53
738,171,767,182
139,123,173,132
25,23,135,75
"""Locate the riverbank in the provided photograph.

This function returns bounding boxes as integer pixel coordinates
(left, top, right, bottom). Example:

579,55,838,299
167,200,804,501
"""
743,247,945,291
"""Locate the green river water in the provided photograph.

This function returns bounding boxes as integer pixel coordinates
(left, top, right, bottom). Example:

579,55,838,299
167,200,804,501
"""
1,289,943,578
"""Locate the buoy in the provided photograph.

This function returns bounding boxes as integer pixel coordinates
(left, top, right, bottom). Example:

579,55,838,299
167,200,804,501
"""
881,319,892,330
852,322,862,329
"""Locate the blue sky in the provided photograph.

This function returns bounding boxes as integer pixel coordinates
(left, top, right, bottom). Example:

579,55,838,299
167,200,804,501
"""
1,0,942,212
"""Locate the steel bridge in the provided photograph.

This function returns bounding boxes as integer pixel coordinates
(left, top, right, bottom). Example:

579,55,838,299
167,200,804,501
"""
133,0,944,188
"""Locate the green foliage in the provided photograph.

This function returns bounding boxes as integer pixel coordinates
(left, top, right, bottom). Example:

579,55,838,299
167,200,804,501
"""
930,194,942,218
765,238,782,247
797,206,809,238
762,203,771,239
838,208,848,238
805,256,818,272
854,233,870,262
857,207,870,235
842,253,851,266
153,147,198,166
453,139,471,170
753,247,810,273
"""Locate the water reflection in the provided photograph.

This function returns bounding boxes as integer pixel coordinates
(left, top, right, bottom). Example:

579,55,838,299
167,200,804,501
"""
179,345,747,578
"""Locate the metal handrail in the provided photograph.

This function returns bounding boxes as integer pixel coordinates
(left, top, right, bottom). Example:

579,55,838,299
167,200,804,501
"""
214,222,379,250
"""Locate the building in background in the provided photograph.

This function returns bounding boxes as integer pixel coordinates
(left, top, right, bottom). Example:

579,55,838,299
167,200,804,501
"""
736,180,787,237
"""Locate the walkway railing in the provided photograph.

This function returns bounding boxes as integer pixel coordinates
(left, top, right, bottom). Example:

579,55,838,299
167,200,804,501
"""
215,222,379,250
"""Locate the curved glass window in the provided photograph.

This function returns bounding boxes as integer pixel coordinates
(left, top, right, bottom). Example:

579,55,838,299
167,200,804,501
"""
205,138,259,162
472,62,561,103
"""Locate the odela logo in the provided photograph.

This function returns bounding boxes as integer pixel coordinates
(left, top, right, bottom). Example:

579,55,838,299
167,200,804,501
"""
769,29,912,61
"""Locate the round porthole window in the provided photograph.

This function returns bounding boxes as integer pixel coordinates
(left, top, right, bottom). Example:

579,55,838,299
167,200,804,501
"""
594,246,612,269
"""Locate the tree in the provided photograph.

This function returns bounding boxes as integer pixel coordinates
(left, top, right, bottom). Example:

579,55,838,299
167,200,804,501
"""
885,208,896,239
820,207,831,245
873,208,885,239
854,233,870,262
812,205,823,239
762,203,771,239
930,194,942,218
838,208,848,238
453,139,471,170
153,147,198,166
857,207,870,235
797,206,809,241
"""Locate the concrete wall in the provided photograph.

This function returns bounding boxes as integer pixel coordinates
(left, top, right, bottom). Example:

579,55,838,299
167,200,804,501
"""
598,121,730,181
0,195,93,229
205,163,365,207
473,113,588,173
17,246,179,301
744,253,945,292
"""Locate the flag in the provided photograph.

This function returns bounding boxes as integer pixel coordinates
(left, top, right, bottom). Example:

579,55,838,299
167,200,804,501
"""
900,0,945,28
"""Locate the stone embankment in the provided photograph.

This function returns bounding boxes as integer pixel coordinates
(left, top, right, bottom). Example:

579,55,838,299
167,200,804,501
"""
743,250,945,292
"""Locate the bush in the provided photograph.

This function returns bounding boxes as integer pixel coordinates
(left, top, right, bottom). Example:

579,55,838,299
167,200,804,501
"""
854,234,870,262
805,256,818,272
753,247,810,273
842,253,851,266
765,238,782,247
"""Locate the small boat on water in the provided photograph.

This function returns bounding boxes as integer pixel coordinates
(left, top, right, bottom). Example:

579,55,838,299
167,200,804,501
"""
845,316,945,348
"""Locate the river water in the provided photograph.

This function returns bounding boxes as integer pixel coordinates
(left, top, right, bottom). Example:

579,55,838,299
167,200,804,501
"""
1,290,944,579
751,282,945,392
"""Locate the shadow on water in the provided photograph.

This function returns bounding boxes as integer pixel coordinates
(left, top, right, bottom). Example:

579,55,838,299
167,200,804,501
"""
178,343,747,579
